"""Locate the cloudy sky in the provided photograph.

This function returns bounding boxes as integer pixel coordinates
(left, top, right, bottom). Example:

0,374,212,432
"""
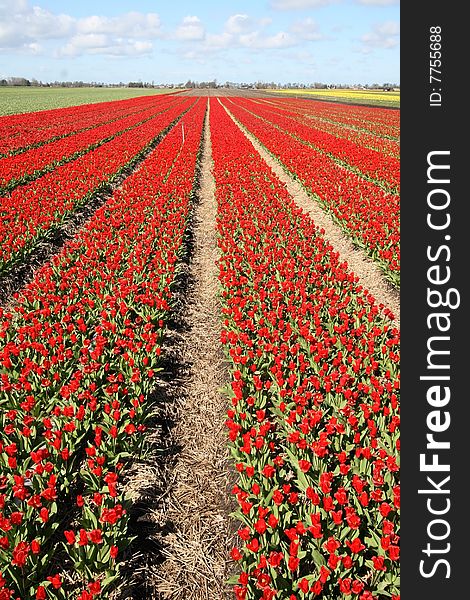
0,0,399,85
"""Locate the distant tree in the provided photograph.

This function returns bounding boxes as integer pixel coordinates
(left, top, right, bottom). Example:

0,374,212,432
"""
9,77,31,86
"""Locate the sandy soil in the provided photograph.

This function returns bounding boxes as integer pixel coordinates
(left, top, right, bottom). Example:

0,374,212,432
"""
147,100,236,600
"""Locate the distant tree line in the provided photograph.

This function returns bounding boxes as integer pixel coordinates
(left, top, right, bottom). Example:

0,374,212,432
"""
128,81,158,88
0,76,399,91
224,81,399,90
188,80,399,90
0,77,162,89
184,80,218,89
0,77,106,87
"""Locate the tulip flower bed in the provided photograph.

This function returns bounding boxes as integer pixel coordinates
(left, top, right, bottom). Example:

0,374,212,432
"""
0,93,180,157
230,98,399,193
245,100,399,160
210,98,400,599
264,98,400,140
222,99,400,288
0,96,196,278
0,98,206,599
0,95,185,193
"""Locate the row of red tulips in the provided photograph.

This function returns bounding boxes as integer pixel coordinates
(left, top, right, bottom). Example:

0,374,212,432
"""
246,99,399,160
265,98,399,140
0,94,184,193
222,99,400,288
0,98,206,598
0,93,181,157
0,96,196,278
210,98,399,599
231,99,399,193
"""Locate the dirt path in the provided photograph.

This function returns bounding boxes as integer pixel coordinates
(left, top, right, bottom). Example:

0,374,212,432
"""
219,99,400,328
148,100,235,599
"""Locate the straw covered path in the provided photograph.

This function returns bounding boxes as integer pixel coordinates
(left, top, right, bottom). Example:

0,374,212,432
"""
117,99,236,600
149,99,235,600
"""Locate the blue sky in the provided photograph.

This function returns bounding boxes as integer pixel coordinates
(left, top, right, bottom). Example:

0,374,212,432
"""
0,0,399,85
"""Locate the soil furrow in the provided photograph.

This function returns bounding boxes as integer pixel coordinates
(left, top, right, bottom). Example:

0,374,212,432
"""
223,97,398,195
121,99,235,600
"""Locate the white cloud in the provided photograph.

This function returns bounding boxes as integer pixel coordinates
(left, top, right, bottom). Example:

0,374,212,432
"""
24,6,74,39
290,18,324,41
215,13,295,49
174,13,296,54
175,16,205,41
360,20,399,50
27,42,42,55
239,31,294,49
225,14,254,34
96,41,153,57
0,23,25,47
270,0,336,9
0,0,28,15
70,33,109,50
77,13,161,38
57,34,154,58
1,4,73,50
0,0,161,58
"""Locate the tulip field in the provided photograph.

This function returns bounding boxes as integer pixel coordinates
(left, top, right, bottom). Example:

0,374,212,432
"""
0,91,399,600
